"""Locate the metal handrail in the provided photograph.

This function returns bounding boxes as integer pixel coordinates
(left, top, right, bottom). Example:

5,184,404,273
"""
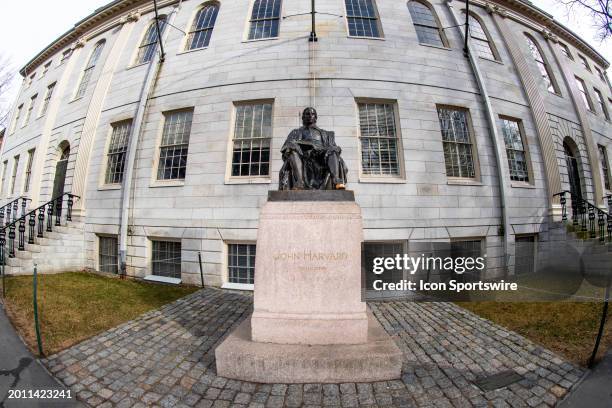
554,191,612,242
0,193,79,262
0,196,31,227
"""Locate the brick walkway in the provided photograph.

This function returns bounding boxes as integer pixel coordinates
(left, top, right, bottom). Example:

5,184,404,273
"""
43,289,584,407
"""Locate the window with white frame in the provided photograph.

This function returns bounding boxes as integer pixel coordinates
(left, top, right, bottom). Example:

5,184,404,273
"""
578,55,591,71
228,243,256,284
40,82,56,117
248,0,282,40
157,110,193,180
408,1,446,47
9,105,23,134
23,94,37,127
358,102,401,176
10,156,19,195
152,240,182,278
74,40,105,99
105,120,132,184
525,34,559,94
42,61,52,77
575,76,594,111
0,161,7,196
186,2,219,50
599,145,611,190
501,117,530,183
593,88,609,120
345,0,382,38
23,149,35,193
559,43,573,60
467,13,498,61
231,102,272,177
135,16,166,65
27,73,36,87
99,236,119,274
437,107,477,179
60,49,72,65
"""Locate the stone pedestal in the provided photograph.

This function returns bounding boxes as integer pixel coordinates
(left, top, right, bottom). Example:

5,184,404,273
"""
215,191,402,383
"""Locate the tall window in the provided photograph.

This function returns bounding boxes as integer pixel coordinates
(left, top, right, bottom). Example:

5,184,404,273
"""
23,149,35,193
23,95,37,127
408,1,446,47
525,35,559,94
345,0,382,38
467,13,498,61
42,61,52,77
599,145,611,190
438,107,476,179
60,49,72,65
578,55,591,72
450,240,483,282
595,66,607,83
40,82,56,117
135,16,166,65
231,103,272,177
228,243,256,285
152,240,181,278
157,110,193,180
9,105,23,134
515,235,536,275
105,120,132,184
99,236,119,274
186,3,219,49
248,0,282,40
575,76,594,111
501,118,530,182
27,73,36,87
559,43,573,60
593,88,609,120
358,103,401,176
0,161,7,196
10,156,19,195
74,40,105,99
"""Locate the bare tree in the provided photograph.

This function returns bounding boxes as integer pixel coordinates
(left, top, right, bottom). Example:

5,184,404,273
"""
559,0,612,40
0,54,16,131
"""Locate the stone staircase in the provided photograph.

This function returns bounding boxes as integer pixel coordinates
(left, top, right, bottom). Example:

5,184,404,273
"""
0,194,84,276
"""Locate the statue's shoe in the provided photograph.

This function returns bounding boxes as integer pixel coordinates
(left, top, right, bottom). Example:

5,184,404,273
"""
335,183,346,190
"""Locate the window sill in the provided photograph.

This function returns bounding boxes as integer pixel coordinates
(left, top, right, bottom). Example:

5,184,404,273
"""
69,97,83,104
242,37,279,44
222,282,254,291
548,91,563,98
418,43,452,51
177,47,209,56
510,182,536,189
126,62,149,70
98,184,121,191
478,56,503,65
446,179,482,186
347,35,385,41
150,180,185,188
225,178,271,185
358,177,406,184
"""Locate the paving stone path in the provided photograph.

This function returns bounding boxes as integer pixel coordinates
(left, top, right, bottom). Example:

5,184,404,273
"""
43,289,585,407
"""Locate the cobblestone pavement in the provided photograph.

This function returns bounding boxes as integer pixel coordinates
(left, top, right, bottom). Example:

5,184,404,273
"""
44,289,585,407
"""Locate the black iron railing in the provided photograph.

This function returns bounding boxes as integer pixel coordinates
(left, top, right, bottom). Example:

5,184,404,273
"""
0,193,78,264
554,191,612,243
0,197,30,227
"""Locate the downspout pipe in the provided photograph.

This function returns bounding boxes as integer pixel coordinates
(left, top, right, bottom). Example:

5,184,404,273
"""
118,4,180,276
446,1,511,277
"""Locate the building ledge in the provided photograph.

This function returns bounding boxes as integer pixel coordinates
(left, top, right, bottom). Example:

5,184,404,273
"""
143,275,181,285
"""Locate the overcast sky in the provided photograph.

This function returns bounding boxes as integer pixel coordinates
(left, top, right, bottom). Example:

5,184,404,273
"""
1,0,610,104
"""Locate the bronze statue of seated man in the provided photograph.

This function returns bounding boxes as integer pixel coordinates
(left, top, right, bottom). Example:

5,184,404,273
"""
279,107,348,190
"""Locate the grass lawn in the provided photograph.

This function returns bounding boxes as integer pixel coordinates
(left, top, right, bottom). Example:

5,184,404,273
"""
1,271,199,356
458,302,612,366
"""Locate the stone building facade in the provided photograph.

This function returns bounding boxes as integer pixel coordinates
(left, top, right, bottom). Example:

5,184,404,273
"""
2,0,611,288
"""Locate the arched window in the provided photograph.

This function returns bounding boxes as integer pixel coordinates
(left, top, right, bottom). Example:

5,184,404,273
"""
407,1,447,47
345,0,382,38
74,40,105,99
524,34,559,94
248,0,282,40
466,13,499,61
186,3,219,50
135,16,167,64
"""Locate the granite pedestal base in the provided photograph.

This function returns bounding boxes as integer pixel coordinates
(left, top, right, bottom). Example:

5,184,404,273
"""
215,192,402,383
